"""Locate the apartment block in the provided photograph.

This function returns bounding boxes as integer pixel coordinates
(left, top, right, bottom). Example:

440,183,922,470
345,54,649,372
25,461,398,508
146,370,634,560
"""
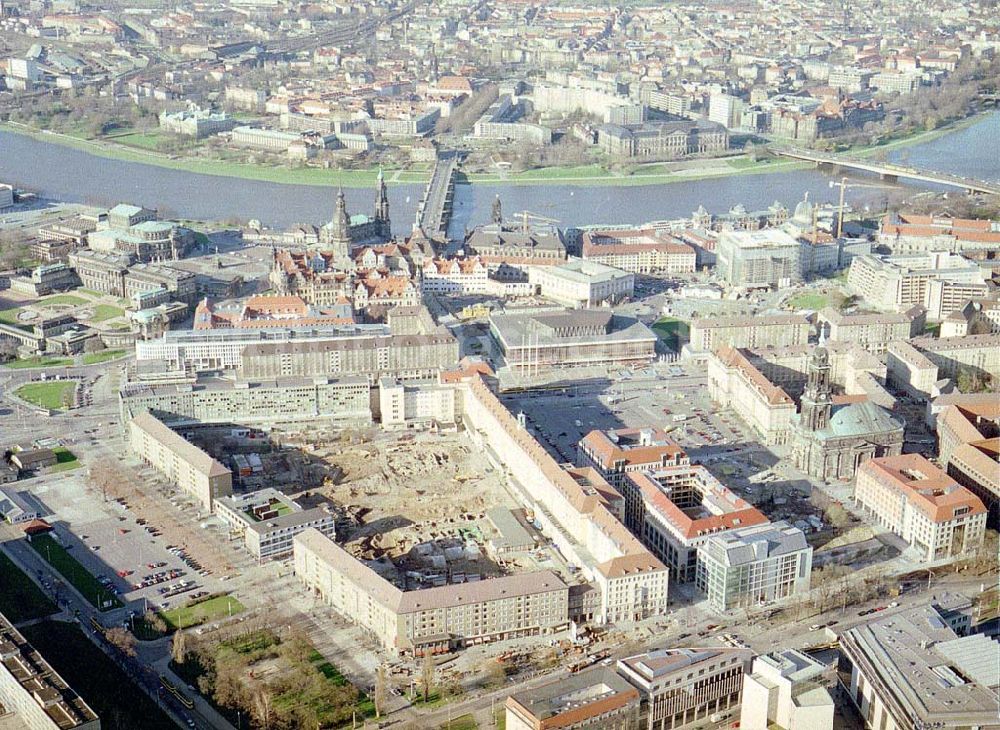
0,612,100,730
377,377,457,429
817,306,924,354
505,669,641,730
215,489,335,562
621,467,770,584
688,315,810,354
854,454,987,562
293,528,569,655
740,650,833,730
617,647,753,730
935,399,1000,528
577,428,689,489
697,522,813,612
127,411,232,510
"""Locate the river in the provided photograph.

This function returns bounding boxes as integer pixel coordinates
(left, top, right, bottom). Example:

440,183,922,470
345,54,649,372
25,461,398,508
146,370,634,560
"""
1,112,997,235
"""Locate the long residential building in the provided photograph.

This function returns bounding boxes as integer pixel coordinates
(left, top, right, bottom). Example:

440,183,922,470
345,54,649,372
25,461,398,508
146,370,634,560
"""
688,314,811,354
127,411,232,510
0,612,100,730
460,375,669,625
854,454,986,562
293,528,569,655
119,374,372,427
839,605,1000,730
617,647,753,730
135,318,459,382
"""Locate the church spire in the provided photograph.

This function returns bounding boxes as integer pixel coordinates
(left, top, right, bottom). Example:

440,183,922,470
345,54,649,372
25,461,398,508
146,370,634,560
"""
328,186,352,265
374,166,390,239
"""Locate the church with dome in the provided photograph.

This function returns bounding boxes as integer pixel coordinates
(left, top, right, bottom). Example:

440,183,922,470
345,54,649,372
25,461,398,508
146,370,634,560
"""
789,347,905,480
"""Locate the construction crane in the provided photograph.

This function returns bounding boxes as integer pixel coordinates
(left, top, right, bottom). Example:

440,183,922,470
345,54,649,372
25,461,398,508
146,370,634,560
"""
511,210,560,233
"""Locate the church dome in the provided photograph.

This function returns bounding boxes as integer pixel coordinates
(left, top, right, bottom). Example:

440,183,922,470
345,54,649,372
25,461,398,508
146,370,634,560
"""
828,401,903,438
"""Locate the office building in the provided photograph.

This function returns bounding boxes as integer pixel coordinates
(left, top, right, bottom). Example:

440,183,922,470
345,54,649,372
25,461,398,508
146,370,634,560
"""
697,522,813,612
464,221,567,273
716,229,802,288
839,605,1000,730
577,428,689,489
579,228,696,274
617,647,753,730
489,309,657,371
740,650,833,730
688,315,810,354
505,670,641,730
378,377,458,428
708,347,797,445
0,612,100,730
621,467,770,584
854,454,987,562
293,528,569,655
596,120,728,159
215,489,335,563
529,259,635,308
127,411,232,510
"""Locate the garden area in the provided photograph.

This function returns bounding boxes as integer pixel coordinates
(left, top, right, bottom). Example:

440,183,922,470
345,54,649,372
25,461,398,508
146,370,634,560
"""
21,620,176,730
28,533,121,610
15,380,76,409
5,356,74,370
82,349,126,365
171,628,375,729
0,550,58,623
51,446,82,473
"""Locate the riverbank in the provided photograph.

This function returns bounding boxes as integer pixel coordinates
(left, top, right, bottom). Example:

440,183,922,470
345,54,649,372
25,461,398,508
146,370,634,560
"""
2,109,992,190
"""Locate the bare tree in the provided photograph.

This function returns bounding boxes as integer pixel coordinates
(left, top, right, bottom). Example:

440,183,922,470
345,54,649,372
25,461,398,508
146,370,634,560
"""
421,652,434,703
172,629,187,664
0,337,18,362
252,687,273,730
374,663,387,719
83,337,106,354
105,627,137,657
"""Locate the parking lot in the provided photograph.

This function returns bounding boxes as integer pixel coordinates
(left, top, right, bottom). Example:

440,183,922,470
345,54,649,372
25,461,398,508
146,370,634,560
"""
27,472,227,611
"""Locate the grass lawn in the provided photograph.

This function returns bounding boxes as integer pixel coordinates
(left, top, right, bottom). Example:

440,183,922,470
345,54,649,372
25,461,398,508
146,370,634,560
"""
0,307,27,326
82,349,126,365
15,380,76,409
440,714,478,730
50,446,82,472
160,594,245,630
652,316,689,352
110,130,165,150
0,550,58,623
5,356,74,370
38,294,87,307
87,304,125,323
786,292,831,310
28,534,122,610
21,621,176,730
77,289,105,297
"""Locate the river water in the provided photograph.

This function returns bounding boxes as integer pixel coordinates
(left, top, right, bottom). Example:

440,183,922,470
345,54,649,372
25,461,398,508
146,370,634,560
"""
1,112,997,234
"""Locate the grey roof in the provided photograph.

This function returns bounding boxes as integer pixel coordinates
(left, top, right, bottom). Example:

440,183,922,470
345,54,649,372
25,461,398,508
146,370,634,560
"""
508,668,637,720
935,634,1000,689
490,309,656,349
486,507,534,551
701,521,810,568
841,605,1000,725
824,401,904,439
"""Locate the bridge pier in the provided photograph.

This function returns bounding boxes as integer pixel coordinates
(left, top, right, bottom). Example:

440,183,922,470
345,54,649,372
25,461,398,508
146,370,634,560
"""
880,173,898,183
